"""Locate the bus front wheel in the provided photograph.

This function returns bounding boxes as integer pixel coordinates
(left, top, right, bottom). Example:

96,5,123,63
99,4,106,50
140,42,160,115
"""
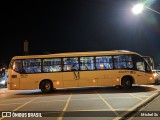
122,77,132,89
40,80,53,93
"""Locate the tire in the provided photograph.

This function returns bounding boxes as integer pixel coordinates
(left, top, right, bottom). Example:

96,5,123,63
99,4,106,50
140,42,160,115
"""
122,77,132,89
40,81,53,93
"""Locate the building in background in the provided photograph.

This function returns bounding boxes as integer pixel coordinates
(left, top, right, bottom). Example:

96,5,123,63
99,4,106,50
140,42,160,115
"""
24,40,29,55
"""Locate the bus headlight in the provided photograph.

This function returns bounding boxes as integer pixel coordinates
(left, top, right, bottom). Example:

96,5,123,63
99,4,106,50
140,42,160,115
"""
153,73,157,77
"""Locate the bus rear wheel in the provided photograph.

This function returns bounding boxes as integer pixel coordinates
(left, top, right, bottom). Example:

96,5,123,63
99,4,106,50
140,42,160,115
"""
122,77,132,89
40,80,53,93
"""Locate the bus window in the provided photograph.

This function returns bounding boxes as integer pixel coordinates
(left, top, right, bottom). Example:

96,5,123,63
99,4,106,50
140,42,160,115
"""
80,57,95,70
136,62,145,72
146,64,151,72
96,56,113,70
142,56,154,70
43,58,61,72
22,59,41,73
12,60,22,73
114,55,133,69
114,56,126,69
126,62,133,68
63,57,79,71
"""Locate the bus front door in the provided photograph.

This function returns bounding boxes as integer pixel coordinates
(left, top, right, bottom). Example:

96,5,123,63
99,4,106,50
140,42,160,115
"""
136,71,150,85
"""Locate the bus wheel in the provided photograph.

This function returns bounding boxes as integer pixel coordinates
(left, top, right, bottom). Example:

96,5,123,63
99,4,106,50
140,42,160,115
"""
122,77,132,89
40,80,53,93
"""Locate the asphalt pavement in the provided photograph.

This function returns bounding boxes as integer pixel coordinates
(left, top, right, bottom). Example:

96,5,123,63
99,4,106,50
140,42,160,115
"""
127,93,160,120
0,85,160,120
119,85,160,120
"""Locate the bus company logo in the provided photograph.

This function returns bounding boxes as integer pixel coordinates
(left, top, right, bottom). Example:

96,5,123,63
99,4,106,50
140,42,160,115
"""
2,112,11,117
73,72,80,80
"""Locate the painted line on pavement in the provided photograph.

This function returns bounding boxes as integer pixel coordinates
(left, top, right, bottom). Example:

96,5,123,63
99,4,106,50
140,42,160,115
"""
97,93,119,117
129,94,143,101
128,95,160,120
0,97,39,120
57,93,72,120
13,97,39,111
0,99,67,106
113,91,159,120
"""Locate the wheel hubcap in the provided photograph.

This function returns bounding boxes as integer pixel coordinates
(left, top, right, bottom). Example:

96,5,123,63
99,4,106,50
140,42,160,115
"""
126,81,131,86
45,83,50,90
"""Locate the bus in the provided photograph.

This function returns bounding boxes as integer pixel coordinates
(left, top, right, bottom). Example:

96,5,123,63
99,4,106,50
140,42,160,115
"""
7,50,155,93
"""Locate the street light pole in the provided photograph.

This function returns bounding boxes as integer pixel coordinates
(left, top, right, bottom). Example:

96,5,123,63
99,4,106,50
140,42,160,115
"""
145,6,160,15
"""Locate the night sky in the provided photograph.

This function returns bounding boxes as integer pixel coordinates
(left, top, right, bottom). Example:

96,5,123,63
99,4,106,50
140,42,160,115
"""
1,0,160,66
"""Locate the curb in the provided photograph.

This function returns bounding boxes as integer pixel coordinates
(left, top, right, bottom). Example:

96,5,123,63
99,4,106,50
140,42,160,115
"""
114,90,160,120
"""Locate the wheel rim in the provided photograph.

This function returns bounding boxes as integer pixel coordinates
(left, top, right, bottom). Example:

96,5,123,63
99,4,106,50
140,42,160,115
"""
126,80,131,86
44,83,51,90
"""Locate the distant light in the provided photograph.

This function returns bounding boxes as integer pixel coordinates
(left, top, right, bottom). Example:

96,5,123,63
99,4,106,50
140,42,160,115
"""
132,4,144,15
0,80,5,85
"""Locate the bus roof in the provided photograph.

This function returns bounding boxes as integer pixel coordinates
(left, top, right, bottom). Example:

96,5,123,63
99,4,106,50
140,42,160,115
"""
11,50,141,59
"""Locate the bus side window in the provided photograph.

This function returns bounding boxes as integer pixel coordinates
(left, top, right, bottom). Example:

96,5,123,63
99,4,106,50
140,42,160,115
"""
120,62,126,69
23,67,28,73
106,63,112,69
33,66,41,73
43,66,50,72
63,64,71,71
136,62,145,71
67,65,71,71
126,62,133,68
71,63,79,71
13,60,22,73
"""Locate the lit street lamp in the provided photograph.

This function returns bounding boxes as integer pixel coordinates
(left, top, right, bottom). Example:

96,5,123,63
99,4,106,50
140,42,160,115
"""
131,4,144,15
131,3,160,15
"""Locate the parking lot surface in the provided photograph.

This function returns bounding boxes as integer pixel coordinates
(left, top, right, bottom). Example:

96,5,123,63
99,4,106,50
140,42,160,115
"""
0,85,159,120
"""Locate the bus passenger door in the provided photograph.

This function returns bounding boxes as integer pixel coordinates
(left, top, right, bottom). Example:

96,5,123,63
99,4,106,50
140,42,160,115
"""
136,71,149,84
135,61,150,85
8,59,22,90
10,74,20,90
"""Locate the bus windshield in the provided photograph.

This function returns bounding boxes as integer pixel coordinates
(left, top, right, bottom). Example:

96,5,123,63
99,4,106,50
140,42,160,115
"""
142,56,154,70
